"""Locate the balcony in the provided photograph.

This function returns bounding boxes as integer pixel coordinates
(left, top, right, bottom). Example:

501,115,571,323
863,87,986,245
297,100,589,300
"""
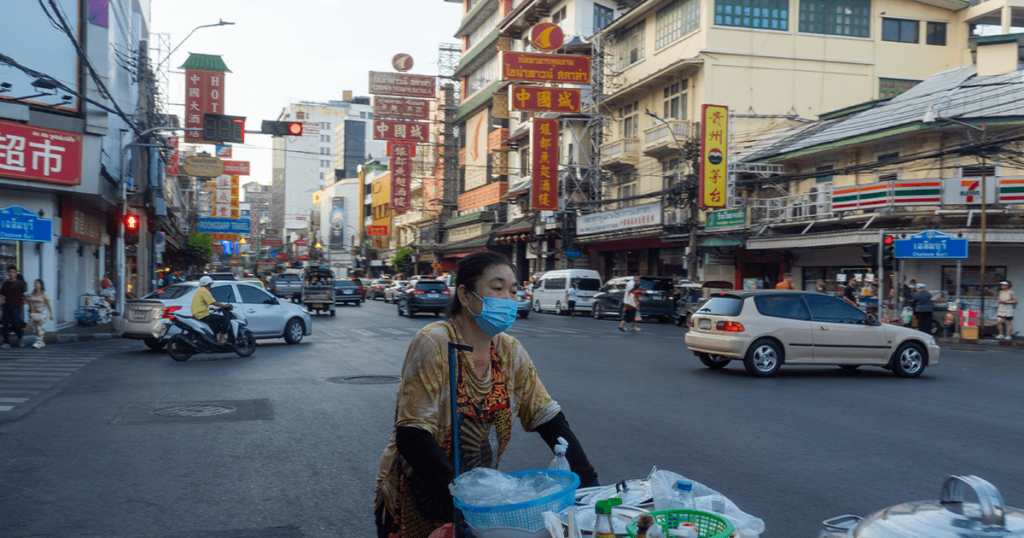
643,120,689,158
600,138,639,170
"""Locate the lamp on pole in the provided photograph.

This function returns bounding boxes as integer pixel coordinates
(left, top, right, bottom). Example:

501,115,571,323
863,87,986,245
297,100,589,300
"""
645,109,697,280
155,19,235,74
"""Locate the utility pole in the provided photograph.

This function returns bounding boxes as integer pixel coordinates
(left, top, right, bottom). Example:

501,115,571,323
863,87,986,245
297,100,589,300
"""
438,83,458,243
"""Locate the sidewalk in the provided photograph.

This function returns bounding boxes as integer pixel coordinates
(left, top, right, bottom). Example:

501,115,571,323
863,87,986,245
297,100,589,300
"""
936,335,1021,349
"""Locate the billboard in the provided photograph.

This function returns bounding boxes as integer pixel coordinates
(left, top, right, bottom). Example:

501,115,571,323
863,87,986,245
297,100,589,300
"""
465,110,489,191
0,120,83,185
0,0,79,111
500,52,591,84
373,119,429,143
699,105,728,208
368,71,436,98
199,218,251,234
391,143,413,215
330,198,345,245
184,63,227,144
223,160,250,175
373,97,430,120
531,118,559,211
510,86,581,113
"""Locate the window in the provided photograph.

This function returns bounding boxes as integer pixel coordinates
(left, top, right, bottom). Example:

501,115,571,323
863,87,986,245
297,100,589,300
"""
238,285,275,305
882,18,918,43
799,0,870,38
360,112,366,118
617,183,637,208
716,0,789,31
663,157,681,188
615,22,645,70
415,281,449,292
927,22,946,45
577,278,601,291
546,277,567,290
467,54,499,95
879,78,919,99
143,284,196,300
960,164,997,178
594,4,614,32
211,285,236,303
619,101,639,138
552,6,567,25
663,81,687,120
816,164,834,183
754,295,811,320
467,7,500,49
803,294,866,324
656,0,700,49
320,173,325,181
368,112,373,119
699,296,744,316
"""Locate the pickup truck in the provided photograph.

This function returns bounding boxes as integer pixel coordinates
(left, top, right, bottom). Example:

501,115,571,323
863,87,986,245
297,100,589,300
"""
269,272,303,302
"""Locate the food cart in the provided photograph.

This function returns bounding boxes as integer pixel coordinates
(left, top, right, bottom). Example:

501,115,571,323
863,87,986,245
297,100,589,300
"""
301,268,335,316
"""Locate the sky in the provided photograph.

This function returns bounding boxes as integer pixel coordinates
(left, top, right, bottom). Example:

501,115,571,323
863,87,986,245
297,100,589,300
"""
151,0,464,187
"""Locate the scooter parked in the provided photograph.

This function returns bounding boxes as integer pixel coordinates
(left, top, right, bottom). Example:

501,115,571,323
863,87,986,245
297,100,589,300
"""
165,306,256,362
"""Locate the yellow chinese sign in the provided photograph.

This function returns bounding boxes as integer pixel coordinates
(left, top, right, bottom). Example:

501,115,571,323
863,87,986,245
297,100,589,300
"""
700,104,728,208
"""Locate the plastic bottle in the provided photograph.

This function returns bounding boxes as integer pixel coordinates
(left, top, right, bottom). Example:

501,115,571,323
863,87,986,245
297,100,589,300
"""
668,480,695,510
548,436,570,471
594,498,622,538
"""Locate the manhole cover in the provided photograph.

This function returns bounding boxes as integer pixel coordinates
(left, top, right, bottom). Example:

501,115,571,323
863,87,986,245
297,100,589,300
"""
151,404,237,418
328,375,402,385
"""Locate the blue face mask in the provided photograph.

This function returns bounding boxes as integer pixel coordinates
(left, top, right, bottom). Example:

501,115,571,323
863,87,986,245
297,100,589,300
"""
470,291,518,336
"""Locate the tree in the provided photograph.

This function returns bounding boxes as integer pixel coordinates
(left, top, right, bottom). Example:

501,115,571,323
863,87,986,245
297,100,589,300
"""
393,245,415,276
185,232,213,268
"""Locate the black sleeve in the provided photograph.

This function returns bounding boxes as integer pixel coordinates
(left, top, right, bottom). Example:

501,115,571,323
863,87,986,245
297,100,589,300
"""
395,426,455,499
535,412,600,488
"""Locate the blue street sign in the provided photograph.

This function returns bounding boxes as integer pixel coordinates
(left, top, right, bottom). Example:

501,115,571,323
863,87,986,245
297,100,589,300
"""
894,230,968,259
0,205,53,242
198,217,251,234
564,251,583,259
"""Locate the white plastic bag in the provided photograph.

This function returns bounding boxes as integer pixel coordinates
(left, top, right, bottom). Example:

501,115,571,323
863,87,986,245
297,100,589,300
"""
901,306,913,325
650,470,765,536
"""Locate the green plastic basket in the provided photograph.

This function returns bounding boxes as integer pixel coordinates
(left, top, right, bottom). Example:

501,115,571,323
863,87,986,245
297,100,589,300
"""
625,509,734,538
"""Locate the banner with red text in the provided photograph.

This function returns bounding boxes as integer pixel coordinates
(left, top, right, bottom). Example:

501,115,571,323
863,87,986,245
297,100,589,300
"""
530,118,559,211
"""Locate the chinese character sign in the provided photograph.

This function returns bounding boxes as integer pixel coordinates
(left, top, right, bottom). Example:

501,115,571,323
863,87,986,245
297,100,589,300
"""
390,142,414,215
164,137,180,176
373,119,429,143
184,68,227,143
531,118,559,211
0,120,83,186
510,86,581,113
700,104,728,208
373,97,430,120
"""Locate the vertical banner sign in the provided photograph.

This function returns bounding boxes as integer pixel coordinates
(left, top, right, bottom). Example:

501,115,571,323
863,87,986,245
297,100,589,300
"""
164,137,180,176
391,142,413,215
214,174,231,218
700,104,728,208
230,175,240,219
531,118,559,211
183,54,229,144
330,197,345,246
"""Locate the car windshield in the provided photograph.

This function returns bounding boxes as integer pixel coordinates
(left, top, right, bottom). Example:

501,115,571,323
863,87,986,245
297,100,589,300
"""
335,280,357,288
416,282,449,292
208,274,235,281
639,278,673,292
377,280,392,286
576,278,601,291
277,275,299,282
699,296,744,316
394,281,409,287
143,284,196,300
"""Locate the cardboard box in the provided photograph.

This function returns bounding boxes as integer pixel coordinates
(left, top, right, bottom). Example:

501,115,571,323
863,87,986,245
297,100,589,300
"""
960,325,979,340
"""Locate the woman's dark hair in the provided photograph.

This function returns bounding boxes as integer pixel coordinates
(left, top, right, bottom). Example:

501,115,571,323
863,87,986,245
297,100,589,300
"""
445,251,517,319
33,279,45,292
6,264,15,272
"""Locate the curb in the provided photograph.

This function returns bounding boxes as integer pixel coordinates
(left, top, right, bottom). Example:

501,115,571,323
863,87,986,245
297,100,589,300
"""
936,336,1021,349
48,333,122,345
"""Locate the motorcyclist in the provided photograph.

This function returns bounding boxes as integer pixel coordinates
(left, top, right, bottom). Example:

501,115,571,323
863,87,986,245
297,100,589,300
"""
192,276,233,344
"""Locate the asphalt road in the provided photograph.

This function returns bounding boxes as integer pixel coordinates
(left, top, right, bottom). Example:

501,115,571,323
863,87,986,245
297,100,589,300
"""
1,298,1022,538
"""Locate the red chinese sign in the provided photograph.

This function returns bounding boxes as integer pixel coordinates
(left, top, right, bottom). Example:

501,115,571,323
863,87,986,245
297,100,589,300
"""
700,104,729,208
391,142,414,215
262,238,282,247
387,141,418,157
373,97,430,120
373,119,429,143
531,118,559,211
501,52,591,84
0,120,83,185
294,239,308,247
367,225,389,236
184,68,227,143
296,254,309,262
223,160,250,175
60,199,103,244
164,137,180,176
510,86,581,113
368,71,436,98
276,252,289,260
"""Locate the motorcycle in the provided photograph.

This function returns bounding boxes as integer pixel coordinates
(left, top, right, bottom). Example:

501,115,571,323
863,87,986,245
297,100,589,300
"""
164,305,256,362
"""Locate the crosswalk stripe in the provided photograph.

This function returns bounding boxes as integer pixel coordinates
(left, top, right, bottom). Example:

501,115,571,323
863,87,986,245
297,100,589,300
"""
378,328,407,334
0,372,69,377
0,390,40,395
0,398,29,403
0,406,14,412
350,329,375,337
0,367,80,371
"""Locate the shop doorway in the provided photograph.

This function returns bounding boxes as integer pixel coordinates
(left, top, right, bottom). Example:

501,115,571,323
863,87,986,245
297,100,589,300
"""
740,262,780,289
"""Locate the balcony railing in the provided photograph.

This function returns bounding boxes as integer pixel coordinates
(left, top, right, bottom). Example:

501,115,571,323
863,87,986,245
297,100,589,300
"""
748,189,835,224
643,120,689,158
600,138,639,170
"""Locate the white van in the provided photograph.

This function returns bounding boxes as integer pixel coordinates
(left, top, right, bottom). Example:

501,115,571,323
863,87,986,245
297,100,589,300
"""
532,269,602,314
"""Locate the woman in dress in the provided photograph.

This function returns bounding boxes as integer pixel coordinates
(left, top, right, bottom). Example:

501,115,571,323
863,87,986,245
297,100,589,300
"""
25,279,53,349
375,252,599,538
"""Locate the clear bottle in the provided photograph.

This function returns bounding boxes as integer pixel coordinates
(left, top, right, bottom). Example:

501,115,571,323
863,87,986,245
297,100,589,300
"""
548,436,571,471
594,498,622,538
668,480,695,510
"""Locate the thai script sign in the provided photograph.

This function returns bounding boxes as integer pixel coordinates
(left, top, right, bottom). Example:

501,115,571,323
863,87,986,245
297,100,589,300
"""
0,205,52,242
705,208,746,230
367,225,389,236
501,52,591,84
894,230,968,259
368,71,436,98
576,201,662,236
0,120,83,185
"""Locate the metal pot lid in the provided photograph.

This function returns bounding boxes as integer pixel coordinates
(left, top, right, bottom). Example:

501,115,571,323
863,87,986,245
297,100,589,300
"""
853,476,1024,538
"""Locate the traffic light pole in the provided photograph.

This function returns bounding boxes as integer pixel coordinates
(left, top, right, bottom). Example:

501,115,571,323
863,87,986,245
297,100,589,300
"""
877,228,885,319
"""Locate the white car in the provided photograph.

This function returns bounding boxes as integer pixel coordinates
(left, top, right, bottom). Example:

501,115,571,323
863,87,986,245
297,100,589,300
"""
383,280,410,304
120,282,313,349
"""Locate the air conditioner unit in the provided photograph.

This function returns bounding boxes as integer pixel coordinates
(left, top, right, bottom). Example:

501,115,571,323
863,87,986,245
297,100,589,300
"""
665,211,677,225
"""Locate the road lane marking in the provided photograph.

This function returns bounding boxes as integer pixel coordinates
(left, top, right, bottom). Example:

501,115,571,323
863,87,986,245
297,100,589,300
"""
0,373,69,378
0,406,14,412
350,329,375,337
0,398,29,403
378,328,407,335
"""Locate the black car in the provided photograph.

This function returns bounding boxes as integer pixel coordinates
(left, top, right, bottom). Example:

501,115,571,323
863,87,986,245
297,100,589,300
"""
397,280,451,317
334,279,363,306
592,276,675,322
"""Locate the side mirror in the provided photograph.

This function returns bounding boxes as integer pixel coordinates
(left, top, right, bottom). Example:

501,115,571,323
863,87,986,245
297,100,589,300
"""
866,314,880,326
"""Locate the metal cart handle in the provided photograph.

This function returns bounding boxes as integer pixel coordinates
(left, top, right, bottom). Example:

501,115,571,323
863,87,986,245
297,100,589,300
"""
448,341,473,538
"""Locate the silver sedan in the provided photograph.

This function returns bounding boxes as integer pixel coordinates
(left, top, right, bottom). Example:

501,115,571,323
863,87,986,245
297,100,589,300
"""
383,281,409,304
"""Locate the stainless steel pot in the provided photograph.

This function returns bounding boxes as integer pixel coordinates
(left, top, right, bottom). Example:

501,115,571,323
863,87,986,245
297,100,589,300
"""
820,475,1024,538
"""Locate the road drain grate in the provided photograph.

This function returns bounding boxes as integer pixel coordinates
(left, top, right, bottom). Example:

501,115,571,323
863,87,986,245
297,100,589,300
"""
328,375,402,385
151,404,237,418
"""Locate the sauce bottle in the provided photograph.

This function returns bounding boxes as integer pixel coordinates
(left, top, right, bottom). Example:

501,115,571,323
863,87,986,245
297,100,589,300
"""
594,498,623,538
636,513,656,538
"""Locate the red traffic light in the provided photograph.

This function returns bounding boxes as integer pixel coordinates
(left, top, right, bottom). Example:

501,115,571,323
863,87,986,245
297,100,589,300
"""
126,214,139,230
883,235,895,245
287,122,303,136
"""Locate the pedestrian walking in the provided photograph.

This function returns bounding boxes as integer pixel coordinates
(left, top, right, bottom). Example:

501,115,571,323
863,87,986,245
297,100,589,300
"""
0,265,28,348
843,282,860,307
565,280,578,319
25,279,53,349
816,280,828,293
996,280,1017,340
912,283,935,334
619,275,641,332
775,273,796,290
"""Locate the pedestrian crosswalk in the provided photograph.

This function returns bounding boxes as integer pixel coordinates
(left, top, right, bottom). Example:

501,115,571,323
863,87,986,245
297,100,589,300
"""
0,342,127,415
314,323,662,340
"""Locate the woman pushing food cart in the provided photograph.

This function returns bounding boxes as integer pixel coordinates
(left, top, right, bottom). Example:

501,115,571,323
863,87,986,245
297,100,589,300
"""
374,252,600,538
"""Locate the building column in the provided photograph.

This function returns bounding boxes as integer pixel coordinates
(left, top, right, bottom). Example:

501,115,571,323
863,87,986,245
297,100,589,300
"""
1003,5,1012,34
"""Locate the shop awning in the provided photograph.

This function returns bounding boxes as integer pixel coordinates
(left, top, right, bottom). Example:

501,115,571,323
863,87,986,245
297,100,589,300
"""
491,216,534,235
446,250,488,259
700,236,745,247
439,234,491,255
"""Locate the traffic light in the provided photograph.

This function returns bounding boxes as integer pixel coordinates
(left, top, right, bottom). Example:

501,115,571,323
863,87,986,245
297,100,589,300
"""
882,235,896,269
861,244,878,266
125,213,141,245
261,120,303,137
202,113,246,144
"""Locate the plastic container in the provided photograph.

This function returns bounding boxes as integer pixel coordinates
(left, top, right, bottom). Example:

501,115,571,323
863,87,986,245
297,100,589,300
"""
666,481,695,510
454,469,580,533
626,510,734,538
548,437,570,471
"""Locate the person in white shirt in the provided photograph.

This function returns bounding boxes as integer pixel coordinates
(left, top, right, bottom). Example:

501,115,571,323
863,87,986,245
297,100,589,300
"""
565,281,578,319
618,275,641,332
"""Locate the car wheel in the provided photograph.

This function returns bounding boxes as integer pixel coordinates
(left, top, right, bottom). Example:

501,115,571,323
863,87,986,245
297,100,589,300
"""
594,304,604,319
929,319,941,336
434,311,441,317
356,301,362,307
839,364,861,371
397,302,404,316
234,330,256,358
533,300,541,313
518,310,529,319
658,316,670,324
699,353,731,369
743,339,782,377
166,335,192,362
385,296,391,304
892,342,926,378
330,310,336,317
284,319,304,345
555,301,563,315
144,337,166,351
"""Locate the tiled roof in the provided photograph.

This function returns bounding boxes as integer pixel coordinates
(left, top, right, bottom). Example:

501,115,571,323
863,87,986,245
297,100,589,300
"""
179,54,232,72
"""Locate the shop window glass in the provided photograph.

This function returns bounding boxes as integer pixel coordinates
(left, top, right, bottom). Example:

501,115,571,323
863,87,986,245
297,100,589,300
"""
799,0,870,38
594,4,614,32
882,18,918,43
615,22,645,70
927,21,946,46
656,0,700,50
716,0,789,31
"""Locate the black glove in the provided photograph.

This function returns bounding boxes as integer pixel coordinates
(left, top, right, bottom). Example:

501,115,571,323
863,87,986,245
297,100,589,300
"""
396,426,455,523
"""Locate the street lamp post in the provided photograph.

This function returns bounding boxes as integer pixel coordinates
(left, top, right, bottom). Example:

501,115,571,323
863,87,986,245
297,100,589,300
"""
155,20,235,74
645,110,697,280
